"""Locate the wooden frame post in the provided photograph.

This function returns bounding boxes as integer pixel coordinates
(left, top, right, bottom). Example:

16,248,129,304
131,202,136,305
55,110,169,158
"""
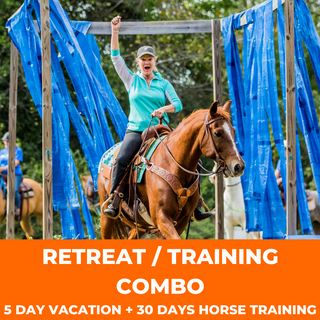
41,0,53,239
212,19,224,239
285,0,296,235
6,41,19,240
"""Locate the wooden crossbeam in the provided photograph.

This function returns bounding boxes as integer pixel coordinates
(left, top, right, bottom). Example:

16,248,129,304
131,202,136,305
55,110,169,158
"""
34,20,212,35
88,20,211,35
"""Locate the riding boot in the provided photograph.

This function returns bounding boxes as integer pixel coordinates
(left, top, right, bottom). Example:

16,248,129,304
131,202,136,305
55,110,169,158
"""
192,198,214,222
193,208,214,221
103,185,125,219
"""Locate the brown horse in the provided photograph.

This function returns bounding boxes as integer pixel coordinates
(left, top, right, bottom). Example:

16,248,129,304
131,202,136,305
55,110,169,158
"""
0,178,43,238
81,175,99,211
98,100,245,239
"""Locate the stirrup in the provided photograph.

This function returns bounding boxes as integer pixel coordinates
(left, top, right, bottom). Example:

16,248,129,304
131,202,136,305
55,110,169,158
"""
101,193,114,213
101,193,122,219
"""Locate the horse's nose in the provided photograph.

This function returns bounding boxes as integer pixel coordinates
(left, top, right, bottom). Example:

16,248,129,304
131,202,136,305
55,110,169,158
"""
234,164,241,174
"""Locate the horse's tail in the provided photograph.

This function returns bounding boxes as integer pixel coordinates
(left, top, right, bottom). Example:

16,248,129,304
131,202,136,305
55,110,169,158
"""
112,218,129,239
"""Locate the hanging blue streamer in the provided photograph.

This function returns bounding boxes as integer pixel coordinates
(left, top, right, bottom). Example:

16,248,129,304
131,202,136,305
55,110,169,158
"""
222,0,318,237
6,0,128,238
223,0,287,238
277,1,313,234
73,161,96,239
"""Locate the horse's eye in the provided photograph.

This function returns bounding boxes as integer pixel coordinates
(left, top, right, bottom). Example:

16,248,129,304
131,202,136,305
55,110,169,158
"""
214,131,222,138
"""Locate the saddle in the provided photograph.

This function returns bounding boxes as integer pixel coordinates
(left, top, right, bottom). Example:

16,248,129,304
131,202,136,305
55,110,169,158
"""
99,124,171,181
278,180,315,211
0,174,35,221
141,124,171,141
0,174,35,200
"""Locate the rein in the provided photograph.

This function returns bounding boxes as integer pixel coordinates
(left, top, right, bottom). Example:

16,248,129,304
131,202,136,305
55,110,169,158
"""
224,200,245,212
148,114,225,177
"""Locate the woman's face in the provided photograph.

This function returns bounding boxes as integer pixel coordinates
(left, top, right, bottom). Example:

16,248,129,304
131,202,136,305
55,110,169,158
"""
3,141,9,148
136,54,157,77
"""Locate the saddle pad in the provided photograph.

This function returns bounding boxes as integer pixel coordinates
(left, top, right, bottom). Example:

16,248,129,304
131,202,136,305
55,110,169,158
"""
98,142,122,173
136,135,167,183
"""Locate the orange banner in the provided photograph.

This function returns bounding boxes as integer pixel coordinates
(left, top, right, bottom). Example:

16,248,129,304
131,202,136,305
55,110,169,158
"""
0,240,319,319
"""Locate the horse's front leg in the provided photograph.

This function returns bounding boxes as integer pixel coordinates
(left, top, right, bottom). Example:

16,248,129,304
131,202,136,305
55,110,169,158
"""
155,209,181,239
175,214,191,236
224,219,234,239
175,194,199,237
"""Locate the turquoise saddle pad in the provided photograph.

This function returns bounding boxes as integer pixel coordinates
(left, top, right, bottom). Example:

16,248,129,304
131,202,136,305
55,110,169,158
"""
98,135,166,184
98,142,122,172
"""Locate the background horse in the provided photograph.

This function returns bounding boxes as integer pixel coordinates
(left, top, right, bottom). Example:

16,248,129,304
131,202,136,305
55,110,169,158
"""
81,175,100,213
0,178,43,238
210,166,260,239
98,100,245,239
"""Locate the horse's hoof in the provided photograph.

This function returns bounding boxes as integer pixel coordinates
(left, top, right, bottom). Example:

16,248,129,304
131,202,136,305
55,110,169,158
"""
192,208,214,222
103,204,120,219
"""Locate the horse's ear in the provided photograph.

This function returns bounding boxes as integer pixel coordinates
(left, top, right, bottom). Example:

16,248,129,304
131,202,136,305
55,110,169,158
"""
209,100,219,118
223,100,232,113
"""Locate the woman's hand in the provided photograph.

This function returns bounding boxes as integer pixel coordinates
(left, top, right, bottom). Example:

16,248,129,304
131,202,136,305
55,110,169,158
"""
151,105,176,119
111,16,121,32
151,108,165,119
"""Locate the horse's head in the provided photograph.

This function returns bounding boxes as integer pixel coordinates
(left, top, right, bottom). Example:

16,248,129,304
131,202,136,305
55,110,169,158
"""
81,175,99,209
200,100,245,177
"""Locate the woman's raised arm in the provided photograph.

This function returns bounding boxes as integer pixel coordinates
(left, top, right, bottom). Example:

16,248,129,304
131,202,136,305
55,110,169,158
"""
111,15,121,51
110,16,135,91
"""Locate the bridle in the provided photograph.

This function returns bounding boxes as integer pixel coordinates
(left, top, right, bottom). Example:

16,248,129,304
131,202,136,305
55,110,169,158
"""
200,112,226,170
147,112,228,177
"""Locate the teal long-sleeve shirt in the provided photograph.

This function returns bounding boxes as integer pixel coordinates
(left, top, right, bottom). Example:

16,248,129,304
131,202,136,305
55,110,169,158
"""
111,49,183,132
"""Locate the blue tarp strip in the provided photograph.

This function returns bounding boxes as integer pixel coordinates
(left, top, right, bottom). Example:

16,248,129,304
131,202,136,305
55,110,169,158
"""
223,1,286,239
6,0,128,238
222,0,319,237
277,0,313,234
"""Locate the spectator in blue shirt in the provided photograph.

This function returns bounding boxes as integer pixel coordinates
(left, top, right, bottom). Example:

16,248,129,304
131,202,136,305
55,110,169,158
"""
275,140,286,183
0,132,23,218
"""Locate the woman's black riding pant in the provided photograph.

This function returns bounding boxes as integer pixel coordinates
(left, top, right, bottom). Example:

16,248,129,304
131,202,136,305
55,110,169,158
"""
110,129,143,194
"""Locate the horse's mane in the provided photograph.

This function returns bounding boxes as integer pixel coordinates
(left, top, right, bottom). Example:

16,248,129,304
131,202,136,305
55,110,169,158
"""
175,107,231,131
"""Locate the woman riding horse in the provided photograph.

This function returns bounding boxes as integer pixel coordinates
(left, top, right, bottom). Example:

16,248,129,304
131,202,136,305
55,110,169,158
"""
0,132,23,220
105,15,210,221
